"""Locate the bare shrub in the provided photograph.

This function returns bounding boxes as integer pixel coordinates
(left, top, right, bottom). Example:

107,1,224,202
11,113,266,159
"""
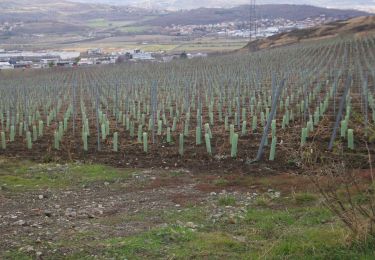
308,144,375,240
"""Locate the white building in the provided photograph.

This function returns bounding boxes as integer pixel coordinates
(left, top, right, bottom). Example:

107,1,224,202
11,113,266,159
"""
132,52,154,60
187,53,208,59
88,48,103,55
131,50,154,61
41,58,59,65
32,64,42,69
78,58,95,66
0,62,14,70
0,51,80,60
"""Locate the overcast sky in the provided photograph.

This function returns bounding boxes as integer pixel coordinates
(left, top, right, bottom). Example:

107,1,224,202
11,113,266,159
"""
70,0,375,11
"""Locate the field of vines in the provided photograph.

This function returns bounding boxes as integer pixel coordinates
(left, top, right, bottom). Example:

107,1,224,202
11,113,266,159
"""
0,35,374,170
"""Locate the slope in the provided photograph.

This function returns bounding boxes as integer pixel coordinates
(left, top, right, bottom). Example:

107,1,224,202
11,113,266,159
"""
242,16,375,51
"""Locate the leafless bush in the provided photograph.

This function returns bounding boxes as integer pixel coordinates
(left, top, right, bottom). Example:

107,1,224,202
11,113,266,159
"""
308,144,375,240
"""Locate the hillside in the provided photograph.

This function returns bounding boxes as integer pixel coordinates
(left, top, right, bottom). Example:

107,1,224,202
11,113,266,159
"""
243,16,375,51
69,0,375,12
0,0,155,23
0,1,371,52
142,4,369,26
0,1,369,26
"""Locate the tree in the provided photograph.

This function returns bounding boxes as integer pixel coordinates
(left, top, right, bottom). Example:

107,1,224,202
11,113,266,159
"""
180,52,188,59
74,57,81,65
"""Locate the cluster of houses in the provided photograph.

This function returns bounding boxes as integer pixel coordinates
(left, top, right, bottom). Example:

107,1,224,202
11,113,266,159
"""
0,49,153,70
164,15,336,39
0,21,23,34
0,48,207,70
67,49,156,66
0,50,81,70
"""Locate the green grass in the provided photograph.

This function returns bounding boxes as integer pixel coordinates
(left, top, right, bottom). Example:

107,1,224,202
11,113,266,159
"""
0,161,133,191
1,159,375,259
102,226,195,259
213,178,230,187
171,231,248,259
253,195,272,207
172,40,248,52
100,226,249,259
293,192,319,205
218,195,237,206
269,227,347,258
87,19,136,29
118,25,155,33
3,251,33,260
87,18,156,34
88,204,372,259
87,18,111,28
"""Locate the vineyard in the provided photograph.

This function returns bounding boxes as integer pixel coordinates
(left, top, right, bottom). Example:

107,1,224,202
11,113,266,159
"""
0,35,375,170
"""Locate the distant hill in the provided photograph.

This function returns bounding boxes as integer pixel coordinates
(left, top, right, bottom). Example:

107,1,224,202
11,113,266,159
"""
0,1,368,25
242,16,375,52
0,0,371,48
142,4,369,26
69,0,375,12
0,0,155,23
69,0,251,10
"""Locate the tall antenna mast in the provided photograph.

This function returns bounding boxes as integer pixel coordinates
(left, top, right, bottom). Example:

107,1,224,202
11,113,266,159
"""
249,0,257,42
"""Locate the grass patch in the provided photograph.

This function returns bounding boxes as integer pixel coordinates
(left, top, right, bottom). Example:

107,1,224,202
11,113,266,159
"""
162,206,207,225
2,251,33,260
298,207,333,226
0,161,133,191
118,25,155,34
218,195,236,206
246,208,296,239
70,164,132,184
253,195,272,207
102,226,194,259
269,227,347,258
171,232,248,259
213,178,229,187
293,192,318,205
87,19,136,29
100,227,248,259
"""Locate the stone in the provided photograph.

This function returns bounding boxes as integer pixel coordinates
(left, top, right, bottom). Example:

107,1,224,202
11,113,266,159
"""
186,222,198,229
44,210,53,217
65,208,77,218
12,220,26,226
22,245,34,253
